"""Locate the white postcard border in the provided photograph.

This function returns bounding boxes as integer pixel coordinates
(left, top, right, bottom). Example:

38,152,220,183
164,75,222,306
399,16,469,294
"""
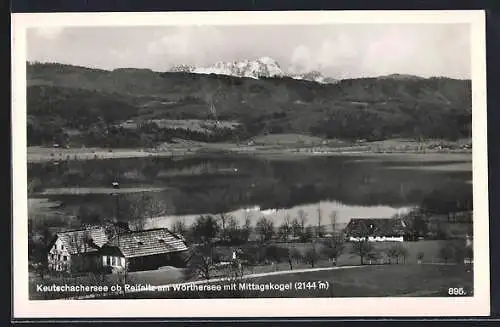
11,10,490,318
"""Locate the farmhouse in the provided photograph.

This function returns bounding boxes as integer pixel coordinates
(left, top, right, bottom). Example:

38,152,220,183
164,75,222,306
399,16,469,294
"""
47,222,129,273
47,226,108,273
98,228,190,272
344,218,409,242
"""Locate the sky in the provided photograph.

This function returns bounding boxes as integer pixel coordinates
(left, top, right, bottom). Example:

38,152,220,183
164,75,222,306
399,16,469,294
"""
27,24,471,79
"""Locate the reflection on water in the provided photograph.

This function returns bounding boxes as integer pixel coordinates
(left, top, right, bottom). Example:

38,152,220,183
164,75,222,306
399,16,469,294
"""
141,201,414,232
28,153,472,226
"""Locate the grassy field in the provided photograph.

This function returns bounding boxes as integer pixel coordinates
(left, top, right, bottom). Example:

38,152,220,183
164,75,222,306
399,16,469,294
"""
114,264,473,299
119,119,240,134
250,134,346,146
268,240,464,266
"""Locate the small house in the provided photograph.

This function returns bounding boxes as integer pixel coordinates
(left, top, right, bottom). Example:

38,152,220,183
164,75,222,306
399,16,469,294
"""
47,222,130,273
98,228,190,272
344,218,409,242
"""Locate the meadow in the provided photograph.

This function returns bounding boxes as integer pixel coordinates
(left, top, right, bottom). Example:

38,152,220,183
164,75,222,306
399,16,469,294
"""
112,263,473,299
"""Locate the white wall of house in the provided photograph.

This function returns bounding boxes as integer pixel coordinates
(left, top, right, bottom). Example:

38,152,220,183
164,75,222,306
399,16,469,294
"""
349,236,404,242
47,238,71,272
102,255,126,269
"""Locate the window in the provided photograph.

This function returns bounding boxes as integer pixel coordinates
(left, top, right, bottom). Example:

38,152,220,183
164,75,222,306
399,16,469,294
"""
112,257,117,266
58,255,61,260
63,256,67,261
106,256,111,266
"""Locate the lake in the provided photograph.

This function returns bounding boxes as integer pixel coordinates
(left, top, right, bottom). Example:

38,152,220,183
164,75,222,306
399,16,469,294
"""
27,152,472,231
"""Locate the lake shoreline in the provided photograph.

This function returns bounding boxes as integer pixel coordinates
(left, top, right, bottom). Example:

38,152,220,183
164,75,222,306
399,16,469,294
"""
27,144,472,163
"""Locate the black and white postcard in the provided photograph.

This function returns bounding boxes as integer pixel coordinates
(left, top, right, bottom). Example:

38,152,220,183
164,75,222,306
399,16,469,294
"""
11,10,490,318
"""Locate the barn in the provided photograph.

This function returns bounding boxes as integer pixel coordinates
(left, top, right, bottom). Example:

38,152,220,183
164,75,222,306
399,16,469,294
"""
344,218,410,242
98,228,190,272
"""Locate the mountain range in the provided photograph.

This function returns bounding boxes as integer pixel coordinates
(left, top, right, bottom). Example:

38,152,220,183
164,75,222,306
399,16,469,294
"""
26,61,471,148
169,57,338,84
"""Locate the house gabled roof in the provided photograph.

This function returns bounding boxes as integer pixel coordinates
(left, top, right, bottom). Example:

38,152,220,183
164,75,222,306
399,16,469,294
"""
344,218,408,237
52,226,109,255
104,228,189,258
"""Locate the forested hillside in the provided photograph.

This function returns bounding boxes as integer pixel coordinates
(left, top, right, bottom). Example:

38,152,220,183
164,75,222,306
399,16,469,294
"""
27,62,472,147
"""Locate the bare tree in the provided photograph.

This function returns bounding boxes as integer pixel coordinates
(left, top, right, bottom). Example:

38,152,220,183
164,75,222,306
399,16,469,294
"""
241,213,253,242
171,218,188,237
285,248,294,270
283,214,292,229
385,246,399,264
115,260,137,296
218,212,229,241
290,247,303,265
439,241,470,264
329,210,338,236
303,245,320,268
397,245,409,264
297,209,308,235
186,241,221,280
350,239,375,265
129,217,147,232
126,194,167,231
291,218,302,238
321,237,344,265
300,225,314,242
255,217,275,243
278,216,292,241
31,225,52,278
226,215,241,243
317,206,325,238
191,215,220,243
134,193,168,218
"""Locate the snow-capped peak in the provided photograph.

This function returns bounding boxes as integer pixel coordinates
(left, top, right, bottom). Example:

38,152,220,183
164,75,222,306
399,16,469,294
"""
257,56,280,66
290,70,338,84
190,57,284,79
168,57,338,84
